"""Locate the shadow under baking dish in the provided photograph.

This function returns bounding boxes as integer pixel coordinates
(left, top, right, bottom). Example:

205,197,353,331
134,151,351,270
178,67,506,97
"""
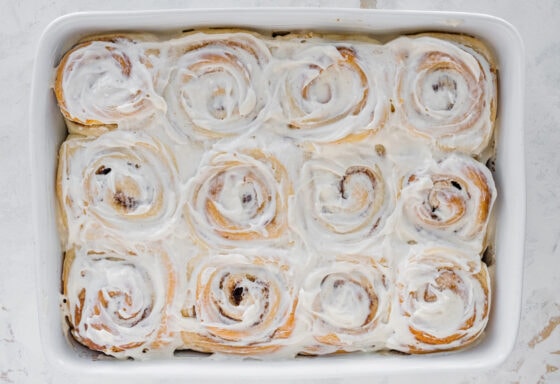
29,8,525,380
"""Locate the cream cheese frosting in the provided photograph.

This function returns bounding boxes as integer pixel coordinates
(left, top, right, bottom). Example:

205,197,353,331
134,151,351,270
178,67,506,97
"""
163,32,271,142
55,30,498,359
57,129,182,245
389,35,497,154
387,245,490,353
62,241,177,359
56,39,167,127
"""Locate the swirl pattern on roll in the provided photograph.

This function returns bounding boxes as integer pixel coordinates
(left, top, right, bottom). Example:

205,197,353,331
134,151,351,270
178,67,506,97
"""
54,38,166,128
300,255,392,354
180,253,297,354
396,153,495,251
272,42,388,142
164,32,271,141
184,149,291,248
62,244,176,359
388,246,490,353
293,144,392,253
57,130,181,244
391,35,496,154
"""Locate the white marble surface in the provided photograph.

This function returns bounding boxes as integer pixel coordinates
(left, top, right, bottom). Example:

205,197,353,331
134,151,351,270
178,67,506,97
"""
1,0,559,383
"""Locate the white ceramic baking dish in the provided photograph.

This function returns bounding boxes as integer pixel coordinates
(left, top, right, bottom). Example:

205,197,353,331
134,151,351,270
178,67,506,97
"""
29,8,525,380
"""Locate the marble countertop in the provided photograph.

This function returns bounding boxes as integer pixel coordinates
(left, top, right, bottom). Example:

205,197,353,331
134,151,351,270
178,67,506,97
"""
1,0,559,383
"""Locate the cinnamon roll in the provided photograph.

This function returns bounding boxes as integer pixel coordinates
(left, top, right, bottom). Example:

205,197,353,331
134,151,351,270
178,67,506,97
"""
57,130,181,245
388,246,490,353
272,40,388,142
54,37,166,133
164,31,271,142
300,254,392,354
293,144,393,253
180,253,297,355
184,149,291,249
391,34,497,154
396,153,496,252
62,243,176,359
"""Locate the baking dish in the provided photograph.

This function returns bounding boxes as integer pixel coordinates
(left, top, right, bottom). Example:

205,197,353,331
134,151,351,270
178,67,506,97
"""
29,8,525,379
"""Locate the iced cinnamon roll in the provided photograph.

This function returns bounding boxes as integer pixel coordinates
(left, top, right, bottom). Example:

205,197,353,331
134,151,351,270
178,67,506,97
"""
180,253,297,355
54,37,166,133
293,144,393,253
164,31,271,142
62,243,176,359
272,41,388,143
391,34,497,154
53,29,500,359
396,153,496,252
388,246,490,353
184,149,291,249
57,130,181,245
300,255,392,354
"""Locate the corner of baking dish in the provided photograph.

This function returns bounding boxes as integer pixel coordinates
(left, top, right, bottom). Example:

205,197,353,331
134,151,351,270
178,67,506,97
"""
29,8,525,379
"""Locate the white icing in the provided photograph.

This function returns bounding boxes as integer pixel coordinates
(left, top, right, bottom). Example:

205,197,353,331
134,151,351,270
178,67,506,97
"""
58,129,182,245
163,33,271,142
63,243,176,360
56,31,497,359
266,41,389,142
394,153,496,252
183,145,292,249
181,252,298,349
290,142,395,254
298,254,392,354
59,39,166,126
412,287,465,336
387,245,490,352
389,36,496,154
